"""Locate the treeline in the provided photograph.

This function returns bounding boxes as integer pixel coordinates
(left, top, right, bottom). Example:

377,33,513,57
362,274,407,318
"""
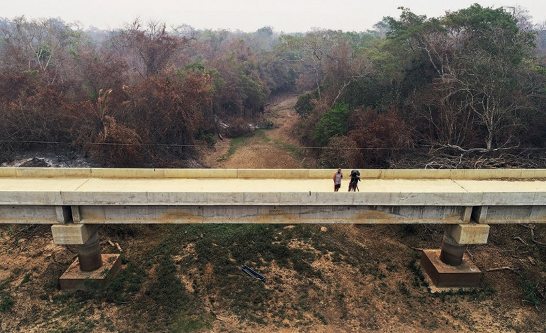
1,5,546,168
293,5,546,168
0,19,295,166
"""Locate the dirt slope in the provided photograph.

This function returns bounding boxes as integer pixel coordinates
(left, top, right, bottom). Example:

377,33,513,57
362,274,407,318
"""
201,95,314,169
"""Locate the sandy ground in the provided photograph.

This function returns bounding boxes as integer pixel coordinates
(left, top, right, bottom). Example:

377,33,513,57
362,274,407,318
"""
201,95,307,169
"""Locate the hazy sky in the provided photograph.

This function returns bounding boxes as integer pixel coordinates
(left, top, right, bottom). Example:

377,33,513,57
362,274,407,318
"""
1,0,545,32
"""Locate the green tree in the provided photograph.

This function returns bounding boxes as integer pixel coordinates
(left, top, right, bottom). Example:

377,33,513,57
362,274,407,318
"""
386,5,538,151
314,103,351,146
447,5,536,150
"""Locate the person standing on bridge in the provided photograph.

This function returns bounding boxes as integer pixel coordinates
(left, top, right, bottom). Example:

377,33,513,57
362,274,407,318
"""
333,168,343,192
348,169,360,192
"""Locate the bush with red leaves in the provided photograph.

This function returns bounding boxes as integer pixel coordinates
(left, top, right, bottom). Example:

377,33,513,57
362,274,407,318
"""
348,108,413,167
89,116,144,167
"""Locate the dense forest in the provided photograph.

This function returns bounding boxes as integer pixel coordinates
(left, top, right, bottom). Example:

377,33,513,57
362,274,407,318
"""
1,4,546,168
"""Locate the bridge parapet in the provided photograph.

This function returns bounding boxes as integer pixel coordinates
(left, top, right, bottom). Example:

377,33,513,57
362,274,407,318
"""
2,167,546,179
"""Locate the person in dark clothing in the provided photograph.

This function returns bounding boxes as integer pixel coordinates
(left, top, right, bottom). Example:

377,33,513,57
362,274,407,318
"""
348,169,360,192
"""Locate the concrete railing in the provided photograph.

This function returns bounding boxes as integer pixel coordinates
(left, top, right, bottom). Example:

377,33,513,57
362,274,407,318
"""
2,167,546,179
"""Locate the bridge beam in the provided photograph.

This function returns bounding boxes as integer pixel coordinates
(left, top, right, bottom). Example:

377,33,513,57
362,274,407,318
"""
422,223,490,289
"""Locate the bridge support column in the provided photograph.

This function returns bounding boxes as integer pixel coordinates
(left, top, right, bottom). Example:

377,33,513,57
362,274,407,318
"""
77,231,103,271
421,224,490,289
51,224,121,291
439,232,466,266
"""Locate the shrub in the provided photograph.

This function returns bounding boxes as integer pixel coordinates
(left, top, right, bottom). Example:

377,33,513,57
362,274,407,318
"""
348,108,413,167
198,130,217,146
319,136,363,168
224,117,254,138
519,278,542,306
0,72,74,155
89,116,144,167
0,292,14,313
314,103,351,146
295,90,318,116
259,119,275,129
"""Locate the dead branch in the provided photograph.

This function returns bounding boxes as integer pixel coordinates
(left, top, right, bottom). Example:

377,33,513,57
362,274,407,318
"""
466,248,474,261
423,225,435,234
443,144,490,154
486,266,518,273
513,236,528,245
519,224,546,246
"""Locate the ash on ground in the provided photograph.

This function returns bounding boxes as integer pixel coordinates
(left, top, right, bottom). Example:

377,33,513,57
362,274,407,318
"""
2,149,100,168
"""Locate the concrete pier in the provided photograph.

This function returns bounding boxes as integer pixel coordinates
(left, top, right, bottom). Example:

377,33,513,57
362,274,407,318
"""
51,224,119,290
439,233,467,266
77,231,103,272
422,224,490,288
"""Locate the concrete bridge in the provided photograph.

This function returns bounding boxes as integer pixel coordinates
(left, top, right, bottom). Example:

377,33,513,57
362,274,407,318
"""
1,167,546,290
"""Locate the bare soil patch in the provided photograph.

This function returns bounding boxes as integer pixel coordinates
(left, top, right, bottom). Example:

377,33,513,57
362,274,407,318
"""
200,94,315,169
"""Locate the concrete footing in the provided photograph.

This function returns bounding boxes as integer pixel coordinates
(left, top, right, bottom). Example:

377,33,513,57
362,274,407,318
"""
59,254,122,291
421,250,481,288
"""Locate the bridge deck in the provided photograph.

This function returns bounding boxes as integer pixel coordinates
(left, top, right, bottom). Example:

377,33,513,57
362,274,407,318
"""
1,174,546,205
1,168,546,224
1,176,546,193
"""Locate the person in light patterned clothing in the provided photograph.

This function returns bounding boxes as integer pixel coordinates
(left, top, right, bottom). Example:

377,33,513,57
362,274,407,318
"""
333,168,343,192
